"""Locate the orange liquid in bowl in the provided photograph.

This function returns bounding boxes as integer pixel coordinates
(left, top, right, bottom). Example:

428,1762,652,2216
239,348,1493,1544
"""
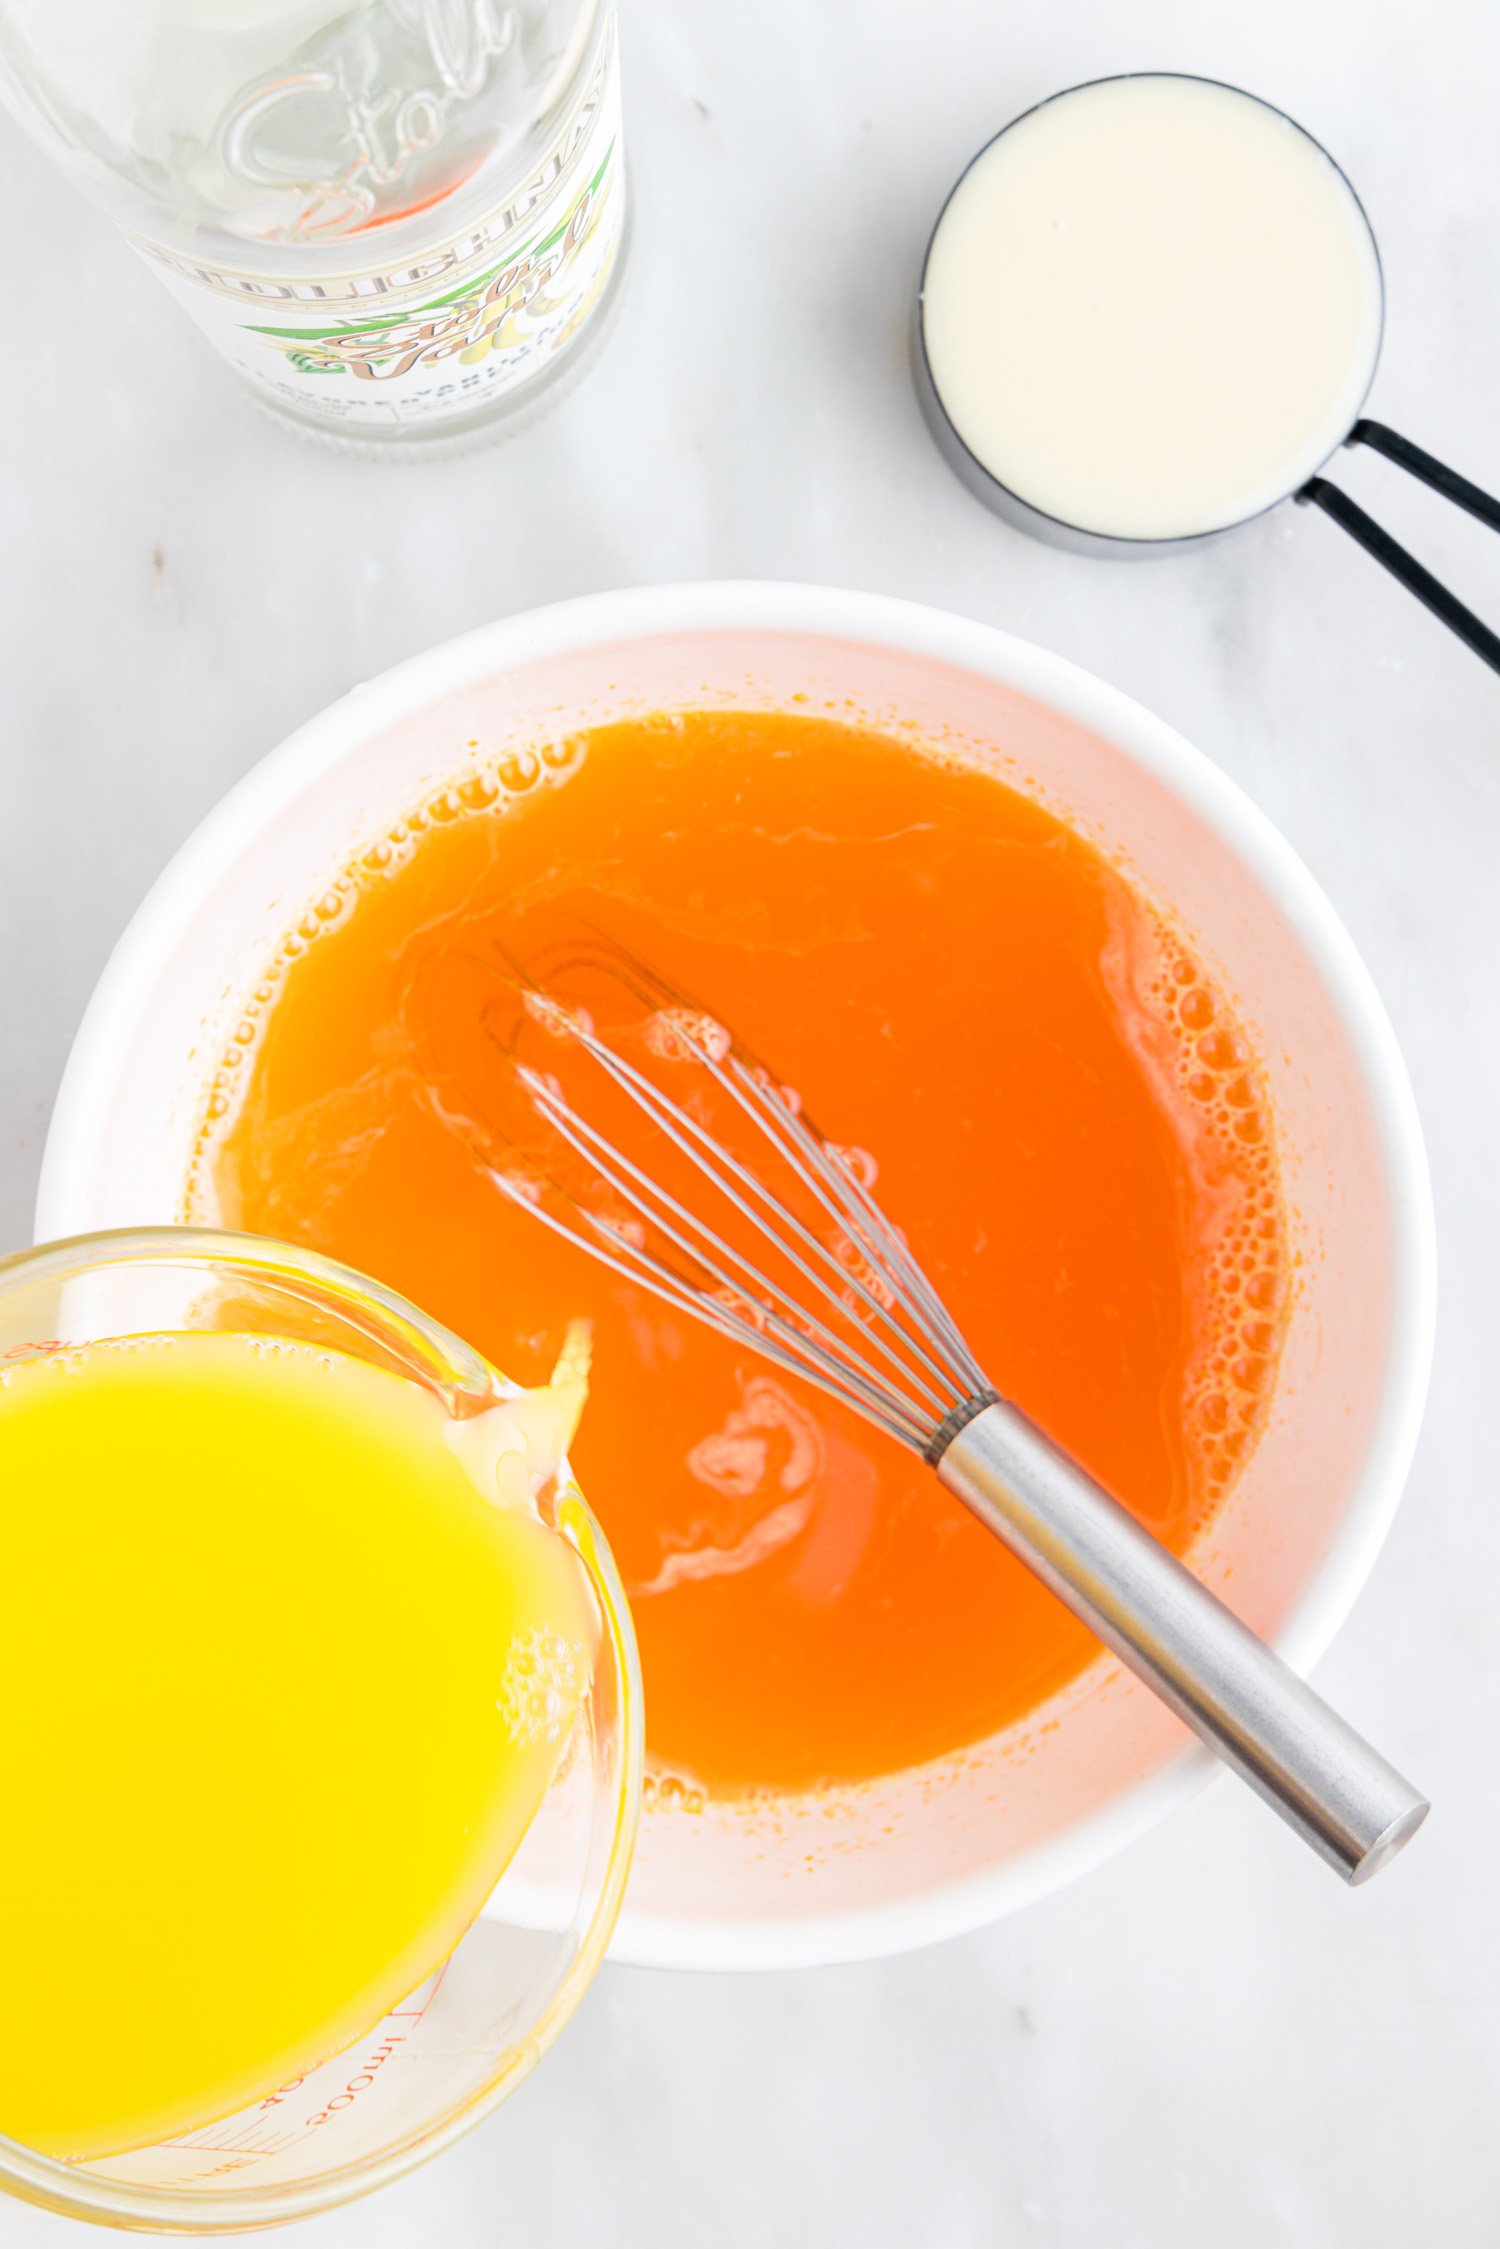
205,709,1287,1795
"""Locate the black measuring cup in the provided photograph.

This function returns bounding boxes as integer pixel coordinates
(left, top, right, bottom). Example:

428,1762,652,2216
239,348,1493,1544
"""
915,73,1500,674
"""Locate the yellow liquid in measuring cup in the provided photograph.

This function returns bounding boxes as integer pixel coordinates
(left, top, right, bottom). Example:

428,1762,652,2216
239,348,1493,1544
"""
0,1330,598,2161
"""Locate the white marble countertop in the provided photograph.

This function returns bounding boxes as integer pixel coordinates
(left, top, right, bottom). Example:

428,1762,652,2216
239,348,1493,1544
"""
2,0,1497,2239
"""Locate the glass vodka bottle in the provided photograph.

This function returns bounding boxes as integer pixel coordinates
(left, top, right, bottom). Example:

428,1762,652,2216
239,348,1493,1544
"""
0,0,626,447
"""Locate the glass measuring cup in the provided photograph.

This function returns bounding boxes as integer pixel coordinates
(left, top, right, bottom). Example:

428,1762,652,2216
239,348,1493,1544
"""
0,1227,642,2232
915,72,1500,673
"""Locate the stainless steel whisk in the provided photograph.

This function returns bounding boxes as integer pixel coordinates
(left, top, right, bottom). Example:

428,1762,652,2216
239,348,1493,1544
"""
443,936,1428,1884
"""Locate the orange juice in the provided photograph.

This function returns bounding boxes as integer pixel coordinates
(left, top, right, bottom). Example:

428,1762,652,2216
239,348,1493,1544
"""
0,1331,597,2159
206,708,1286,1795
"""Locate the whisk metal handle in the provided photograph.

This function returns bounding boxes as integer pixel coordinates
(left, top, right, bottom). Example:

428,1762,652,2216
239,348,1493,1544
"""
937,1402,1428,1883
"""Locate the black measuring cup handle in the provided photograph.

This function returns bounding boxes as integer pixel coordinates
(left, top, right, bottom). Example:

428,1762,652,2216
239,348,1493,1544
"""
1297,419,1500,674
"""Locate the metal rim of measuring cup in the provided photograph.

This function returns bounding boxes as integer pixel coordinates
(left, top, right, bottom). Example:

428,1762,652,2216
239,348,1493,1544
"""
913,70,1388,558
0,1224,645,2232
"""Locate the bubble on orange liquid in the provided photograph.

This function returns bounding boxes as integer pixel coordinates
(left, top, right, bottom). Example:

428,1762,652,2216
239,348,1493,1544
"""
497,748,541,793
645,1007,732,1065
826,1143,879,1191
456,772,500,812
598,1212,647,1252
522,989,595,1044
642,1769,706,1815
748,1064,804,1116
708,1284,772,1336
831,1230,898,1311
517,1065,566,1111
541,733,588,779
492,1166,545,1209
1101,896,1290,1508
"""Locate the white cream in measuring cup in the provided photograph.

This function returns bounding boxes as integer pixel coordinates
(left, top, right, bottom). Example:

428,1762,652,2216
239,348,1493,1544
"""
915,73,1500,668
920,75,1380,540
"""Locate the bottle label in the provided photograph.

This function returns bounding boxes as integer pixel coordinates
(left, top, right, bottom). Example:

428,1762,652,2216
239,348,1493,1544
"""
128,34,623,432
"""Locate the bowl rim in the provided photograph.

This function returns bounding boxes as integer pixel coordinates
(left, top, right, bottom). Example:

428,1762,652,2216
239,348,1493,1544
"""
35,581,1437,1972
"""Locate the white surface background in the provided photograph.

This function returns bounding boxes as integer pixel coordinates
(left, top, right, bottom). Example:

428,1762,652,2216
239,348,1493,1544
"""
2,0,1497,2240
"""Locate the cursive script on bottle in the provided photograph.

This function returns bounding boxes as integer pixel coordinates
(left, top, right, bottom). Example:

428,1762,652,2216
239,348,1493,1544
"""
217,0,520,239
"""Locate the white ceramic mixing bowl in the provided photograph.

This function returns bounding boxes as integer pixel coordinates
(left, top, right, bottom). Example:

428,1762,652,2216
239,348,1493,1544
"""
36,583,1434,1970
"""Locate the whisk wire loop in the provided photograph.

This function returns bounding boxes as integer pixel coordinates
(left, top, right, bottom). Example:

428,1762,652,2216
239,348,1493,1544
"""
520,1068,944,1442
714,1049,991,1395
486,1163,933,1447
518,1000,986,1434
